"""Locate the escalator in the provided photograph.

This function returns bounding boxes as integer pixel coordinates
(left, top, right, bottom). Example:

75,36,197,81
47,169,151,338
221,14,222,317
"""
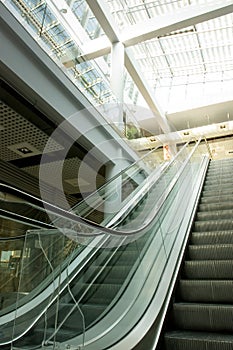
0,139,211,349
0,142,166,346
161,157,233,349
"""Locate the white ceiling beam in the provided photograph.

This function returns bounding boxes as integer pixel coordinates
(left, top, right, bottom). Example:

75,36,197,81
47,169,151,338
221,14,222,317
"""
85,0,121,43
123,0,233,47
125,48,171,133
80,36,111,60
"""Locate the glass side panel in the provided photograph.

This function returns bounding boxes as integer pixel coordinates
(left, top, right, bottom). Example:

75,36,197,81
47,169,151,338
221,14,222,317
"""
0,218,38,315
0,145,164,344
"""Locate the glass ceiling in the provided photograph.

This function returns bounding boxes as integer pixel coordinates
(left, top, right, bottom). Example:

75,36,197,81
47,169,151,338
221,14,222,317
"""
106,0,233,110
3,0,233,115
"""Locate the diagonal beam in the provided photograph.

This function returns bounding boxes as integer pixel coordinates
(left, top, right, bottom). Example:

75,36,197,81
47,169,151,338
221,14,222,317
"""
125,48,171,133
122,0,233,46
80,36,111,61
86,0,121,43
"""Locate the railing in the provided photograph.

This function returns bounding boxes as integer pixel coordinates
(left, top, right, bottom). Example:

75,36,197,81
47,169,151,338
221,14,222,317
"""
0,138,210,348
0,143,164,319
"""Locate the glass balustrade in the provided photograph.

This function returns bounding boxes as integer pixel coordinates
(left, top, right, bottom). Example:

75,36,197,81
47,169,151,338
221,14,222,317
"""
0,139,211,349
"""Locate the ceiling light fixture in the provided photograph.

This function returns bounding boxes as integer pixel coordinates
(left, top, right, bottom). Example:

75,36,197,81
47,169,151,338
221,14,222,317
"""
17,147,33,155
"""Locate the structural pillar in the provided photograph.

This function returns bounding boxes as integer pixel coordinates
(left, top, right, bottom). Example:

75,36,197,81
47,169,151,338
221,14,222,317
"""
104,42,126,218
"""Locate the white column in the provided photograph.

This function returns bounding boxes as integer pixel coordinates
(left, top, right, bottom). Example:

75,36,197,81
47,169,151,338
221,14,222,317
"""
104,42,126,218
111,41,125,102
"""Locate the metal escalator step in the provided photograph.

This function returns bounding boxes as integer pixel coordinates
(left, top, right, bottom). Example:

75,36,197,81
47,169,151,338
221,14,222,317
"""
178,280,233,303
188,244,233,260
191,231,233,245
196,209,233,221
208,164,233,170
209,159,233,165
198,202,233,212
172,303,233,332
55,303,106,330
81,283,122,305
207,159,233,165
34,304,106,341
94,249,138,266
210,157,233,162
80,303,108,327
164,331,233,350
206,171,233,179
202,188,233,197
204,178,233,187
84,265,130,284
184,260,233,279
112,249,139,264
194,219,233,232
207,163,233,169
205,171,233,178
200,194,233,204
34,327,78,343
204,182,233,192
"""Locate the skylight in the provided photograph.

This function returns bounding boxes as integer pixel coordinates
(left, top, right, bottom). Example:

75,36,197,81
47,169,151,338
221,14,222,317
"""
5,0,233,116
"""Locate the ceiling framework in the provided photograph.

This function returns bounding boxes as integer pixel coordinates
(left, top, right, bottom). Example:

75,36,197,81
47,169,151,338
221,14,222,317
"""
0,0,232,208
2,0,233,133
86,0,233,91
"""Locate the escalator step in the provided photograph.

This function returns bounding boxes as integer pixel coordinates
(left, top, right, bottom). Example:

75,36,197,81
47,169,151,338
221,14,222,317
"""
205,174,233,183
81,283,122,305
204,179,233,188
206,167,233,173
184,260,233,279
94,249,138,266
34,327,78,343
209,160,233,165
194,219,233,232
204,182,233,192
178,280,233,303
84,265,131,284
161,159,233,349
191,231,233,245
209,158,233,164
56,302,106,329
208,163,233,170
188,244,233,260
202,188,233,197
33,303,106,342
198,202,233,212
200,194,233,204
164,331,233,350
171,303,233,332
196,209,232,221
80,303,108,326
